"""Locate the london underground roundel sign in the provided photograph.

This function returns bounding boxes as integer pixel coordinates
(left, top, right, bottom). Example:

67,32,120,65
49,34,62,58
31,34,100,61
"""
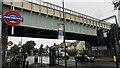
7,41,13,46
3,10,23,26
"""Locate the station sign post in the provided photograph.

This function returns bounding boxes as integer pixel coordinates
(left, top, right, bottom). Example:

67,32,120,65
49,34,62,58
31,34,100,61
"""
0,9,23,68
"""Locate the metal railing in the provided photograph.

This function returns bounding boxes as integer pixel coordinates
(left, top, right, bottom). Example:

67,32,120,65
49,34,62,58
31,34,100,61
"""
25,0,110,24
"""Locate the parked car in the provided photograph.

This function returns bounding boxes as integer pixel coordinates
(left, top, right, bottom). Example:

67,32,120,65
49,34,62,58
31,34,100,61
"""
75,53,95,62
56,52,69,60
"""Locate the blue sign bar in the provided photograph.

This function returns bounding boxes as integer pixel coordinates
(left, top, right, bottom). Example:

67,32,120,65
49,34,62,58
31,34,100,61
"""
3,16,23,21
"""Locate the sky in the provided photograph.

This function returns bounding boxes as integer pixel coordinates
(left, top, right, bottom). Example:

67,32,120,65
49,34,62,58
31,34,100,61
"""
8,0,118,48
43,0,116,19
8,36,75,49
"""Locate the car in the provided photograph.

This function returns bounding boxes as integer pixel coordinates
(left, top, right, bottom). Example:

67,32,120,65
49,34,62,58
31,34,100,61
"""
75,53,95,62
56,52,69,60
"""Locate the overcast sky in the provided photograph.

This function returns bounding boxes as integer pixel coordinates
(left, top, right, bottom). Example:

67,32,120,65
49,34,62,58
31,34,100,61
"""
8,0,118,48
43,0,116,19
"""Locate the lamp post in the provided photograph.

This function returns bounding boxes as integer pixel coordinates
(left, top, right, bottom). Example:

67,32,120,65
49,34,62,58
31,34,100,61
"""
100,15,119,68
113,0,120,26
62,0,67,67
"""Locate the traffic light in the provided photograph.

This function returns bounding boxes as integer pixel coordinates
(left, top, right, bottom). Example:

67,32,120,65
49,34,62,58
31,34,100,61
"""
111,24,118,38
107,24,119,46
107,30,114,46
118,27,120,39
97,29,104,45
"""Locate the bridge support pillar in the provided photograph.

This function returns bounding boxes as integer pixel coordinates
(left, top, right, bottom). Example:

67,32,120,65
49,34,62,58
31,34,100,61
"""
85,41,92,55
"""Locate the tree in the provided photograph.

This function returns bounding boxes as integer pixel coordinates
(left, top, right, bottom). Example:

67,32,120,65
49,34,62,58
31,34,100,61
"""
66,48,78,56
10,44,20,55
21,40,36,55
32,48,38,55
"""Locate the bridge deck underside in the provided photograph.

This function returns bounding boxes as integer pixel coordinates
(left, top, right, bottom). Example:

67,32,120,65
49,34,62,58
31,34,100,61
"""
8,26,98,44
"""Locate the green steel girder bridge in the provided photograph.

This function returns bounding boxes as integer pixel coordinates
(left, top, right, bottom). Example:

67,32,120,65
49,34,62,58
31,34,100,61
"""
3,0,111,44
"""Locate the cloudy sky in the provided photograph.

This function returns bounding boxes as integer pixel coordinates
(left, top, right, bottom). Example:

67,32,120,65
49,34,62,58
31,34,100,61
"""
43,0,116,19
8,0,118,48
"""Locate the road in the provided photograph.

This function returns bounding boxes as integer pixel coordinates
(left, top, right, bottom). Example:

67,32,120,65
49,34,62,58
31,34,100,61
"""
27,56,117,68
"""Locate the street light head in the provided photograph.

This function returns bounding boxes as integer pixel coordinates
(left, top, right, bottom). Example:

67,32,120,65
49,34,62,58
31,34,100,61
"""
113,1,120,10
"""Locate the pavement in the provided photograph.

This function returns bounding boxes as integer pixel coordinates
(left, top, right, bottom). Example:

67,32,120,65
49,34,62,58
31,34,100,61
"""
6,57,115,68
95,57,113,62
29,57,114,68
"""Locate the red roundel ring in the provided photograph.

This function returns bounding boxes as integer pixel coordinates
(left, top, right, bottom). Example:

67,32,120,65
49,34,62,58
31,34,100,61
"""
4,10,22,26
7,41,13,46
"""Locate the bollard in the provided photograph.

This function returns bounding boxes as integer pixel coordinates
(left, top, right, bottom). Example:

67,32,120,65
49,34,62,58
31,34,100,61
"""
75,57,77,68
57,50,59,66
34,55,38,63
26,61,29,68
22,60,25,68
40,55,42,68
114,56,116,62
49,48,56,66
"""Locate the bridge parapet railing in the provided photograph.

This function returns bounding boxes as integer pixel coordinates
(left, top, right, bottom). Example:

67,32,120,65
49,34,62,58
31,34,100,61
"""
3,0,111,29
28,0,111,29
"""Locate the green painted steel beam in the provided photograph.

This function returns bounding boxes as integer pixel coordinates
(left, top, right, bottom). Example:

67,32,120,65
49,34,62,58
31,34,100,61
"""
3,6,101,36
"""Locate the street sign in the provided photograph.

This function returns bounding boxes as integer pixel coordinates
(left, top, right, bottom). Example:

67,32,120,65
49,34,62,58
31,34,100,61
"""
3,10,23,26
58,24,64,40
7,41,13,46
